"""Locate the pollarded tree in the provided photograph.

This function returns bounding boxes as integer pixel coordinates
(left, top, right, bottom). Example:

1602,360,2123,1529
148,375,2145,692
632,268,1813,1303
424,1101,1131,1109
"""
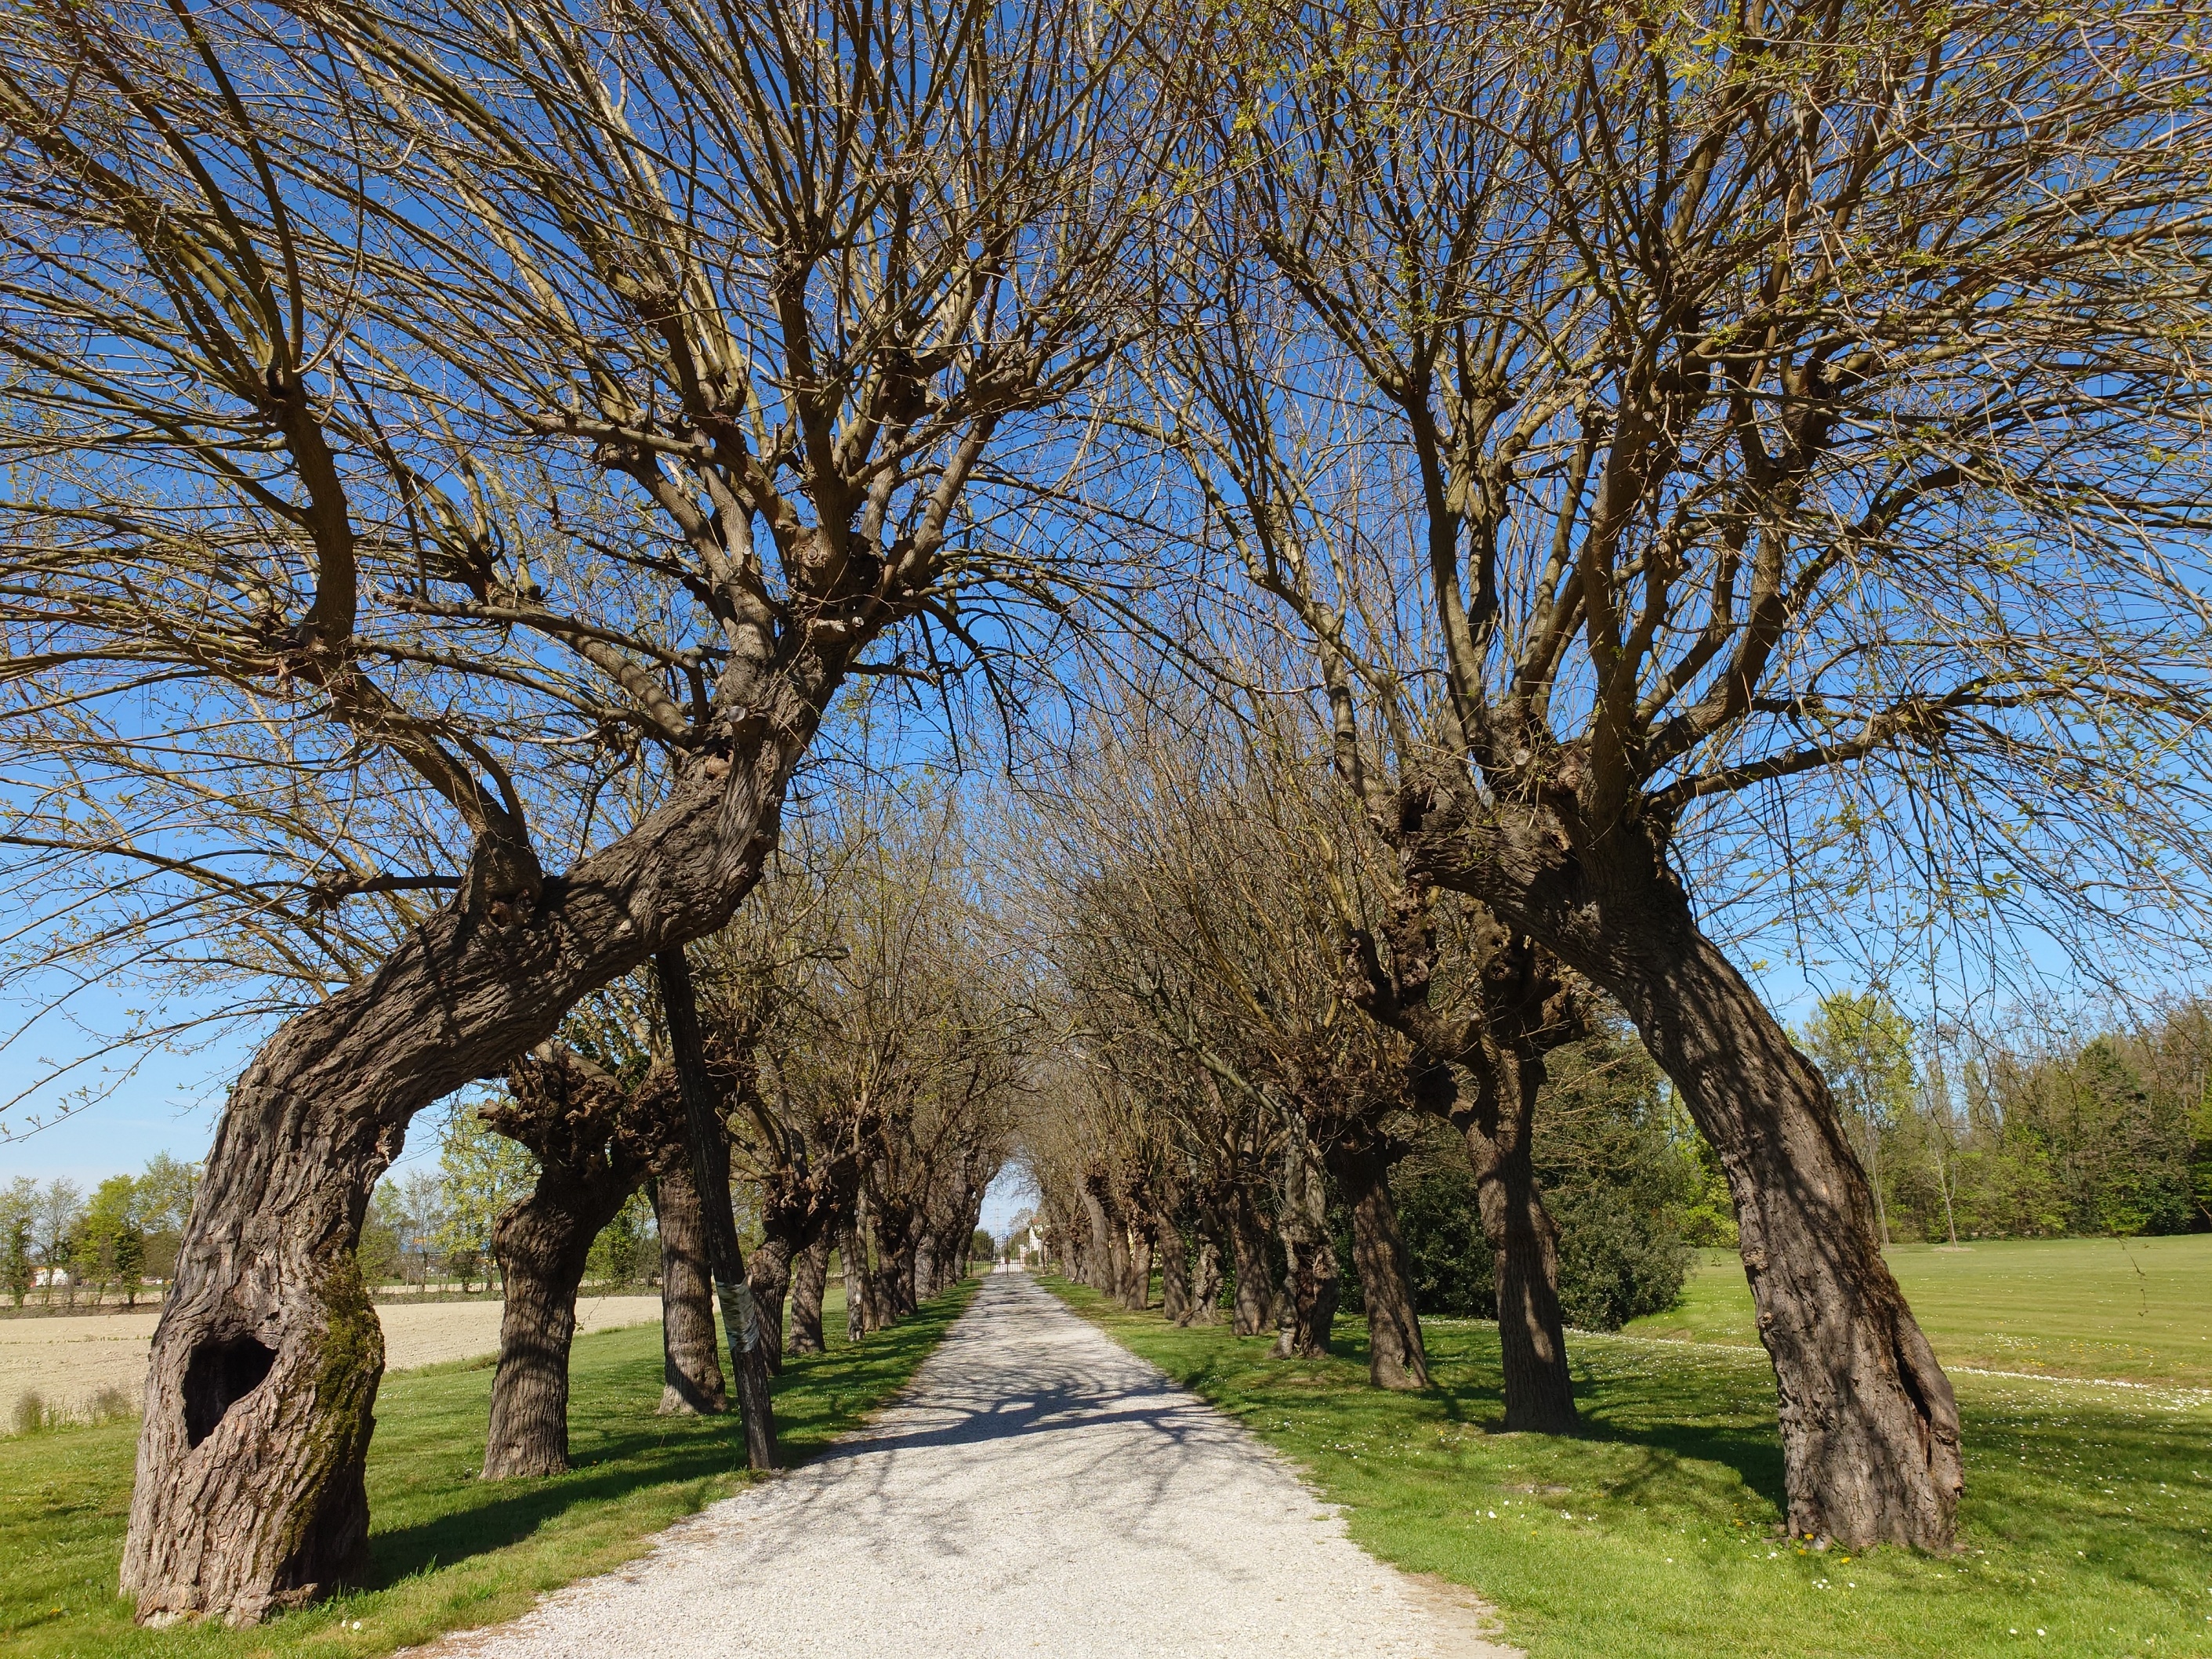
0,0,1167,1620
1161,0,2212,1547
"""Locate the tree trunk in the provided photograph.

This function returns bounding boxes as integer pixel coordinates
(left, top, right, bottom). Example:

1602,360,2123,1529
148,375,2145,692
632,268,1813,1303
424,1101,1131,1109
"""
1123,1226,1152,1311
1079,1181,1116,1295
1411,796,1962,1548
1226,1186,1275,1338
1156,1214,1192,1325
1324,1138,1429,1390
1453,1048,1576,1433
121,715,810,1624
651,1167,726,1414
787,1232,830,1356
745,1237,794,1376
1271,1128,1338,1360
1189,1233,1223,1325
484,1172,627,1478
839,1219,868,1342
657,947,775,1470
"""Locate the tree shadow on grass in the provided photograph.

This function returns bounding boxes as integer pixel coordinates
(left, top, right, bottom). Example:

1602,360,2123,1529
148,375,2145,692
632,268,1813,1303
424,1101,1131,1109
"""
359,1288,973,1587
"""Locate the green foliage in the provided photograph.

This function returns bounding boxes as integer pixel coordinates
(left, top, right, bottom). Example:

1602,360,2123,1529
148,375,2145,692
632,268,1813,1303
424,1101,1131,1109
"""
432,1106,537,1288
1383,1020,1695,1331
584,1190,655,1288
0,1282,972,1657
357,1182,405,1286
1052,1277,2212,1659
970,1228,995,1262
75,1176,145,1306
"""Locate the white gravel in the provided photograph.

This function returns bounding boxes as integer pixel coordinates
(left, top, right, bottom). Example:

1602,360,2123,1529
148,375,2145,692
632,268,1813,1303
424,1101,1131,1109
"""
421,1273,1514,1659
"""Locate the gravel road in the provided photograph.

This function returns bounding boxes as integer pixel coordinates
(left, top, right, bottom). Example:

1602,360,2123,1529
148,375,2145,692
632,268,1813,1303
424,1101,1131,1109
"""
422,1273,1513,1659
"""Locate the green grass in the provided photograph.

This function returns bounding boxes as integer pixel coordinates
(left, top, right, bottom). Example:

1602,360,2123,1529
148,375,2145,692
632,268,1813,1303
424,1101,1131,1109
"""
1628,1236,2212,1388
1046,1276,2212,1659
1,1281,974,1658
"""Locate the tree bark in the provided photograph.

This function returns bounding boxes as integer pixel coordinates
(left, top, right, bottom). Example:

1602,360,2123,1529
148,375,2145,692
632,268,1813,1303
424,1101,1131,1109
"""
1122,1226,1152,1311
483,1179,617,1478
1409,787,1962,1548
1324,1136,1429,1390
1271,1128,1339,1360
787,1232,830,1356
745,1237,794,1376
1189,1233,1224,1325
121,721,807,1624
1156,1213,1192,1326
1079,1181,1116,1295
657,947,776,1471
840,1218,868,1342
1453,1049,1577,1433
651,1166,726,1414
1226,1186,1275,1338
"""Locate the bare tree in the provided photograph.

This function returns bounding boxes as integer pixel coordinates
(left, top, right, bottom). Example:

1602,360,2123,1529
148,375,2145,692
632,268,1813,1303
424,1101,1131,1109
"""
1150,0,2212,1547
0,0,1162,1618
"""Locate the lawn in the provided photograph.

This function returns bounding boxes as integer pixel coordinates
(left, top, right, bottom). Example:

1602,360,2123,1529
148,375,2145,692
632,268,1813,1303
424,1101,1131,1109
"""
1627,1235,2212,1388
2,1282,973,1659
1046,1262,2212,1659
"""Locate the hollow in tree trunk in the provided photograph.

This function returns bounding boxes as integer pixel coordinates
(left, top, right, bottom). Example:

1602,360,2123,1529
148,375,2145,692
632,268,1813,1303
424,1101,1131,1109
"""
787,1232,830,1356
1323,1135,1429,1390
652,1165,726,1414
1409,788,1962,1547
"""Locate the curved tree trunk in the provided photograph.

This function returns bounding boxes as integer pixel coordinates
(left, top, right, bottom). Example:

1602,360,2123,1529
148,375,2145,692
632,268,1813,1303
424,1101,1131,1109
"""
1411,796,1961,1547
121,723,807,1625
1079,1181,1115,1295
651,1167,726,1414
1122,1226,1152,1311
1324,1137,1429,1390
786,1232,830,1356
1156,1213,1192,1325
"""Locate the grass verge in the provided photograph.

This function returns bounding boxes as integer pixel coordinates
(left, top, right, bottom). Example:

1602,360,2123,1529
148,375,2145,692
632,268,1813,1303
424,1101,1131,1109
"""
1044,1277,2212,1659
2,1280,974,1659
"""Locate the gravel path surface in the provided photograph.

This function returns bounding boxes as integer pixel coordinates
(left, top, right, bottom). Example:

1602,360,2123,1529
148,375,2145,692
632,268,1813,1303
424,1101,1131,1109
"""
422,1273,1513,1659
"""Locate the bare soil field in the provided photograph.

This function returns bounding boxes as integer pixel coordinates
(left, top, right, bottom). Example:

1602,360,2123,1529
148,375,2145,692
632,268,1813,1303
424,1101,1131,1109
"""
2,1293,662,1429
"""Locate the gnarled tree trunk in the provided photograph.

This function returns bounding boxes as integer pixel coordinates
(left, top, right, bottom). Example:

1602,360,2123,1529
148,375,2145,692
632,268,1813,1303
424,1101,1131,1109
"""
652,1165,726,1414
745,1237,794,1376
120,721,807,1624
1323,1136,1428,1390
1412,790,1961,1547
787,1232,830,1356
1122,1226,1152,1311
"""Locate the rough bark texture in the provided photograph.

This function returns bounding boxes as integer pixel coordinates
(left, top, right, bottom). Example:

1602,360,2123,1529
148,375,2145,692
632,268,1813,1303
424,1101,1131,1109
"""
1079,1182,1116,1295
1122,1227,1152,1311
1409,780,1962,1547
745,1237,794,1376
1156,1214,1193,1326
121,717,807,1623
1324,1136,1429,1390
786,1232,830,1357
651,1165,727,1414
1189,1234,1224,1325
657,946,776,1471
1453,1046,1577,1433
1271,1128,1339,1360
480,1047,670,1477
1225,1188,1275,1338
